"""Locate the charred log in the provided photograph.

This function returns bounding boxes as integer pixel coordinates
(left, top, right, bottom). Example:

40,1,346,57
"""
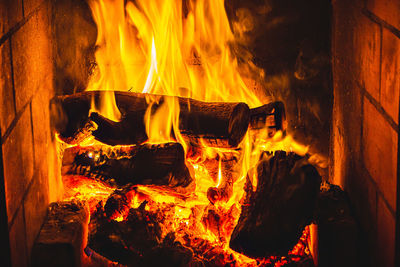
31,200,89,267
88,202,163,266
52,91,250,148
141,232,203,267
205,158,238,204
229,151,321,257
249,101,286,138
62,142,192,188
104,185,136,220
89,202,203,267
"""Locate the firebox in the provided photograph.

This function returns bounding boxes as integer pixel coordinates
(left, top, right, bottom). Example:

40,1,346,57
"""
0,0,398,267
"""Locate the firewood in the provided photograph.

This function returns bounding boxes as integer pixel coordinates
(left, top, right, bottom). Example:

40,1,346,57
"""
89,201,203,266
104,185,136,220
31,200,89,267
62,142,192,188
249,101,286,138
204,158,238,204
229,151,321,257
51,91,250,148
88,201,163,266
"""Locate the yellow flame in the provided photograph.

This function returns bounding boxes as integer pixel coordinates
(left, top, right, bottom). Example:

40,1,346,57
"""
216,158,222,188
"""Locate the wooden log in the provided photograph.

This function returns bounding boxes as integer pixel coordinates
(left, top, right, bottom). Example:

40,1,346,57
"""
104,185,136,220
88,202,163,266
51,91,250,148
204,158,238,204
62,142,192,188
89,204,203,267
229,151,321,257
31,200,89,267
249,101,286,138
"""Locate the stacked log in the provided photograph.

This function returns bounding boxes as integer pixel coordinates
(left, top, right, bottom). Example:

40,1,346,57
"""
52,91,251,148
62,142,192,188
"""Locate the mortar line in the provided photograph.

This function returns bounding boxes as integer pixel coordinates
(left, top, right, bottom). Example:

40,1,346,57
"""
21,203,29,266
360,163,396,217
358,82,399,133
29,103,35,170
21,0,25,18
8,38,17,115
0,0,45,47
7,174,34,231
0,126,11,267
362,9,400,39
395,48,400,267
379,25,382,103
1,98,32,144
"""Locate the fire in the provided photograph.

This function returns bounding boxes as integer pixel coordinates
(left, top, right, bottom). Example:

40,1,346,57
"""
61,0,315,265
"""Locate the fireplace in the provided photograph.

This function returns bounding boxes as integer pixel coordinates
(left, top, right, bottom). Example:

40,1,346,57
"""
0,0,398,266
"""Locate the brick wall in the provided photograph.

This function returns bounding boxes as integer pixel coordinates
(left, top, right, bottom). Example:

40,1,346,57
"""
0,0,63,266
332,0,399,266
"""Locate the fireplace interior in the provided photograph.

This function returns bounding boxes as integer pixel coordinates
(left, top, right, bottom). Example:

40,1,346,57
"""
0,0,399,266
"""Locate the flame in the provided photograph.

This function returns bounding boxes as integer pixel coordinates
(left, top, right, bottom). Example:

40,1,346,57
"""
70,0,317,265
216,158,222,188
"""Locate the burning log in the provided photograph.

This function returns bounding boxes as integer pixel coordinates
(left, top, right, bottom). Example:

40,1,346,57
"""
249,101,286,138
31,200,89,267
141,232,203,267
250,101,285,130
104,185,136,220
88,201,163,266
52,91,250,148
205,158,238,204
230,151,321,257
89,201,203,266
62,142,192,188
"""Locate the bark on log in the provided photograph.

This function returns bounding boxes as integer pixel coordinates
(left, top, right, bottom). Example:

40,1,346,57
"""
62,142,192,188
52,91,250,148
249,101,286,138
229,151,321,257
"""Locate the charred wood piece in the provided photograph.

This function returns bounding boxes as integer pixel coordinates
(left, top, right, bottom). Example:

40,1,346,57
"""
205,158,238,204
141,232,202,267
31,200,89,267
104,185,136,220
249,101,286,137
230,151,321,257
62,142,192,188
52,91,250,148
88,202,163,266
